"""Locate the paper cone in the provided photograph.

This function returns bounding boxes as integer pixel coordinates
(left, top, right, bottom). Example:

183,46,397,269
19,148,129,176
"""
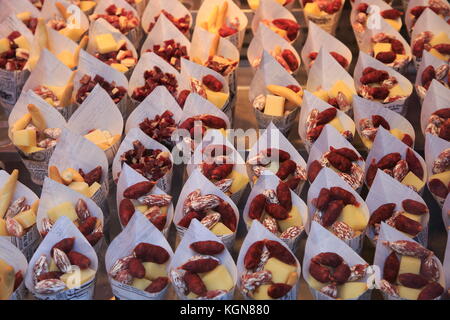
0,238,28,300
298,0,346,35
141,0,192,36
420,80,450,136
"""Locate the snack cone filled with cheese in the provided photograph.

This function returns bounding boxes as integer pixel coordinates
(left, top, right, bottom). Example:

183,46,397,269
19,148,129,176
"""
420,80,450,138
298,90,355,152
374,223,445,300
298,0,345,35
415,50,449,103
0,15,34,112
303,221,372,300
248,23,300,75
405,0,450,35
243,172,308,250
0,169,40,260
112,127,174,193
67,85,123,164
365,127,428,194
141,0,192,36
306,167,369,253
236,220,300,300
40,0,89,42
301,21,352,73
186,129,249,204
173,169,239,249
0,238,28,300
196,0,248,49
87,18,138,77
424,133,450,207
410,8,450,69
249,51,303,135
8,91,66,185
169,219,237,300
353,95,415,150
116,164,174,237
305,48,356,114
0,0,40,34
353,52,413,115
90,0,143,48
106,208,174,300
141,14,191,73
25,216,99,300
251,0,300,44
246,122,308,195
37,177,104,250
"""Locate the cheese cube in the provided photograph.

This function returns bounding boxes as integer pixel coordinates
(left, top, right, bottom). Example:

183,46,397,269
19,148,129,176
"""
0,38,10,54
373,43,392,56
0,219,8,236
429,171,450,187
266,161,280,175
389,128,404,141
88,182,101,198
135,205,148,213
398,285,421,300
47,202,78,223
429,32,450,47
263,257,297,284
429,48,447,61
329,80,354,103
210,222,233,236
0,259,15,300
95,34,118,54
49,259,59,272
13,36,29,51
338,282,367,300
271,26,288,39
338,205,368,231
60,268,95,289
13,209,36,229
12,129,36,147
59,27,85,42
57,50,76,69
205,89,229,109
304,2,322,16
111,63,129,73
277,206,303,232
307,275,327,291
328,117,344,132
79,1,96,12
84,129,108,146
398,256,421,275
17,146,44,154
227,170,249,194
248,0,260,10
16,12,32,21
402,212,422,223
361,136,373,149
46,85,65,101
143,262,167,280
313,89,329,101
385,18,401,31
199,265,234,292
264,94,285,117
401,171,425,191
252,284,273,300
131,278,152,291
68,182,90,197
388,85,407,98
186,292,198,299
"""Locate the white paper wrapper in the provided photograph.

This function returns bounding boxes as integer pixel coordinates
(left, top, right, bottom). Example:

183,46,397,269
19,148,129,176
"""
303,221,372,300
173,169,239,250
74,49,130,116
116,163,174,236
442,193,450,231
246,122,308,195
353,94,416,150
48,128,110,207
242,172,308,250
105,211,174,300
0,15,33,111
8,90,67,185
414,50,449,103
353,52,413,115
424,133,450,207
0,238,28,300
373,222,445,300
112,127,174,193
365,126,428,193
67,84,124,165
196,0,248,49
0,170,40,260
249,51,302,135
410,8,450,69
366,170,430,246
91,0,143,47
247,23,300,74
301,21,352,73
141,0,192,36
25,216,99,300
306,167,370,253
420,80,450,136
169,219,237,300
236,220,300,300
305,48,356,114
299,90,356,152
298,0,345,35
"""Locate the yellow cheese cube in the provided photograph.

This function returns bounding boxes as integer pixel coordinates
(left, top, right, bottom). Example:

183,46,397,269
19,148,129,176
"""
307,275,327,291
361,136,373,149
429,171,450,187
304,2,323,16
389,128,404,141
429,32,450,47
338,205,368,232
429,48,448,61
47,202,78,223
248,0,260,10
49,259,59,272
46,85,65,101
199,265,234,292
68,182,90,197
313,89,329,101
95,34,118,54
338,282,367,300
252,284,273,300
277,206,303,232
16,12,32,21
395,54,408,62
88,182,101,198
79,1,96,12
328,117,344,133
398,256,421,275
265,161,280,175
373,43,392,56
111,63,129,73
13,36,29,51
186,292,198,299
210,222,233,236
12,129,36,147
13,209,36,229
398,286,421,300
10,113,31,132
57,50,76,69
385,18,401,31
227,170,249,194
271,26,288,39
0,219,8,236
17,146,44,154
0,38,10,54
402,212,422,223
135,205,148,213
143,262,167,280
59,27,85,42
205,89,229,109
84,129,108,146
263,257,297,284
131,278,152,290
264,95,285,117
329,80,354,103
401,171,425,191
0,259,15,300
60,268,95,289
